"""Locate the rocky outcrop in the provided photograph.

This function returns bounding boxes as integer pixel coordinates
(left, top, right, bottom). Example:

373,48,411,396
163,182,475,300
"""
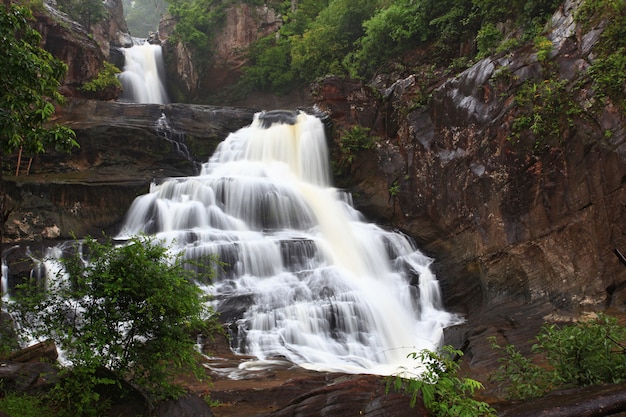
91,0,132,53
33,0,130,99
158,4,282,103
35,4,108,98
313,0,626,378
4,99,257,244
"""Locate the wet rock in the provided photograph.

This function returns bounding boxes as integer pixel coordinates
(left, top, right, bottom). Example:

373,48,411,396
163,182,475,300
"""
265,374,421,417
497,382,626,417
4,99,257,241
155,394,215,417
0,361,59,392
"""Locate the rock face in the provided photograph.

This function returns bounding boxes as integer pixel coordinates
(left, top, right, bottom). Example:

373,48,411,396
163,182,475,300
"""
158,4,281,103
4,99,257,243
35,4,108,98
312,0,626,375
33,0,130,100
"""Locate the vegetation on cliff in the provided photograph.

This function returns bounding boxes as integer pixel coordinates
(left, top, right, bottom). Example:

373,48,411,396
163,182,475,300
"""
230,0,559,94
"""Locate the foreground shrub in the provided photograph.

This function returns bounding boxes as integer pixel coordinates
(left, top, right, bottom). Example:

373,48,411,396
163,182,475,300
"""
388,346,497,417
11,235,221,415
491,313,626,400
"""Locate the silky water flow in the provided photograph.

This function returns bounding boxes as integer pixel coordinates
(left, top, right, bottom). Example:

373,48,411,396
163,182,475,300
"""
118,41,169,104
117,110,460,376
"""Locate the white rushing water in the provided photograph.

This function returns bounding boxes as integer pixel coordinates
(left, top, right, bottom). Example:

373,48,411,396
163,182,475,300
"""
117,110,459,375
118,42,169,104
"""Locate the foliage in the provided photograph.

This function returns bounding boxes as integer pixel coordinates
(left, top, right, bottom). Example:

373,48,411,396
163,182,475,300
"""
536,314,626,386
588,52,626,111
0,315,20,357
576,0,626,112
0,4,77,158
476,23,503,59
388,346,497,417
11,235,221,414
123,0,168,36
232,0,563,94
0,392,54,417
491,314,626,400
344,0,432,78
240,35,296,95
55,0,108,31
290,0,376,81
534,35,553,63
336,125,376,169
80,62,122,93
489,337,552,399
167,0,228,61
509,77,581,149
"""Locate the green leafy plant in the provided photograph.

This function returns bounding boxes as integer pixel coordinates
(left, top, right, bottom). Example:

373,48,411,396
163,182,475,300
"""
388,346,497,417
575,0,626,113
336,125,376,169
489,337,552,399
11,235,221,415
80,61,121,93
534,35,553,63
509,77,581,149
167,0,228,64
476,23,503,59
491,314,626,400
388,181,400,197
0,392,54,417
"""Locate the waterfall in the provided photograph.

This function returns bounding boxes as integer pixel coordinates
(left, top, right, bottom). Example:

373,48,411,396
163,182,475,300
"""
117,110,459,375
118,41,169,104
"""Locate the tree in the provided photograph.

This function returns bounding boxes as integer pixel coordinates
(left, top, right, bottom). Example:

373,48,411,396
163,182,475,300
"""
55,0,107,32
388,346,497,417
0,2,78,284
12,235,221,414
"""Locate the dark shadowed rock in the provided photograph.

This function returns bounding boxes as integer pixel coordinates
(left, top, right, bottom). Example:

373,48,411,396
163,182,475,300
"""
497,382,626,417
155,394,215,417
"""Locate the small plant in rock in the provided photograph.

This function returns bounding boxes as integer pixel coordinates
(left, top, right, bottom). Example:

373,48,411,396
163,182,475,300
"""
509,77,581,149
80,62,121,93
336,125,377,169
11,235,222,416
388,346,497,417
491,313,626,400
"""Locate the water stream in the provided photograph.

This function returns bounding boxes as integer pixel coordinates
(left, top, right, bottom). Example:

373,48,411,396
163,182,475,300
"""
118,41,169,104
117,110,459,375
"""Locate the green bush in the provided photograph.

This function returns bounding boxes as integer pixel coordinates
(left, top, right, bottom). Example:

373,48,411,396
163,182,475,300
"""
575,0,626,113
388,346,497,417
80,61,121,93
336,125,376,169
509,77,581,149
11,235,221,415
491,314,626,400
476,23,503,59
0,393,53,417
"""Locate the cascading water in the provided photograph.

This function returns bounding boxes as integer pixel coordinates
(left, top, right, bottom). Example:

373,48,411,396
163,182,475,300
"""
118,40,169,104
117,110,459,375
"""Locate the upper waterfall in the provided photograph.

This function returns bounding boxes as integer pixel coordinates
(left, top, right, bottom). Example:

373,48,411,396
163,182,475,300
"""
118,41,169,104
117,110,459,375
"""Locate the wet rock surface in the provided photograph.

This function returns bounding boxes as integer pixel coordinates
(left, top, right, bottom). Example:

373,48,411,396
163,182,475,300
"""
3,99,257,242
